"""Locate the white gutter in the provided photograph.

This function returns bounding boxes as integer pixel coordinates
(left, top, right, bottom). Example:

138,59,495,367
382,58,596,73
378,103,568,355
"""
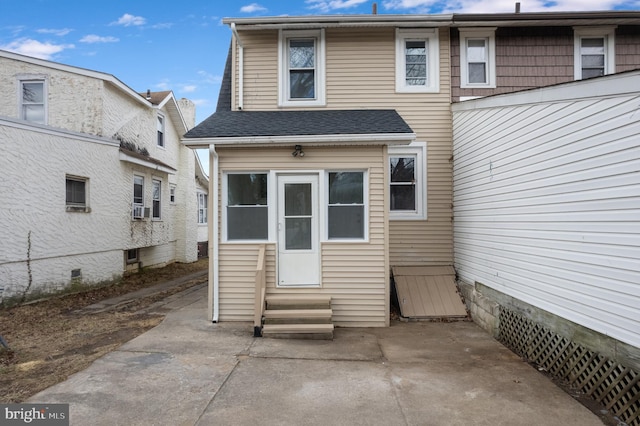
230,23,244,110
209,144,220,322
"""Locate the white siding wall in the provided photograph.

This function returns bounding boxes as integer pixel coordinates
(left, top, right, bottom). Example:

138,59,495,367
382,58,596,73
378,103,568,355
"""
452,72,640,348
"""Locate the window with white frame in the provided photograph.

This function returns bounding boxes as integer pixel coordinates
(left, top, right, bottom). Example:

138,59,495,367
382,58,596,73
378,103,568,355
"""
132,175,144,219
66,175,89,212
170,185,176,203
395,29,439,93
327,171,366,240
574,27,616,80
152,179,161,219
225,173,268,240
459,28,496,88
278,29,326,107
157,114,165,147
197,192,207,224
388,142,427,220
20,79,46,124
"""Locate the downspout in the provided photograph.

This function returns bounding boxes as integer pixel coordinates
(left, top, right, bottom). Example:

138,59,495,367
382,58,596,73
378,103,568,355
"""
209,144,220,322
230,23,244,110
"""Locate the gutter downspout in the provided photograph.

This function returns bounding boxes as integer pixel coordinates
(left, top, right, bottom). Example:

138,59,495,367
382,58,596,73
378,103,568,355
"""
230,23,244,110
209,144,220,322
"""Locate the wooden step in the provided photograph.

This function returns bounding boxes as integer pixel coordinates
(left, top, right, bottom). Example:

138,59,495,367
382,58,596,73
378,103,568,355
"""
266,295,331,310
264,309,332,324
262,323,334,340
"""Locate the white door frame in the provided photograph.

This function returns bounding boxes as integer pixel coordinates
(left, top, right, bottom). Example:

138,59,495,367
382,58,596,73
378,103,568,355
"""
277,173,320,287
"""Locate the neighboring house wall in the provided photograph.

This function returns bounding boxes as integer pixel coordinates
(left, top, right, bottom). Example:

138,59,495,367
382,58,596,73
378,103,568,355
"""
234,27,454,267
0,52,199,302
216,145,389,327
451,72,640,349
451,25,640,101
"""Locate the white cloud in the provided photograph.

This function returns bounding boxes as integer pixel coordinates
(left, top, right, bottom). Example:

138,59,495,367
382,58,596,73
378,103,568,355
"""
181,85,198,93
151,23,174,29
382,0,637,12
197,70,223,85
240,3,267,13
155,79,171,91
80,35,119,43
37,28,73,36
111,13,146,27
0,38,74,60
306,0,370,12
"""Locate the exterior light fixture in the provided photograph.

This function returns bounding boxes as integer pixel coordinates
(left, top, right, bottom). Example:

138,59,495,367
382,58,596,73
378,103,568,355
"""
292,145,305,157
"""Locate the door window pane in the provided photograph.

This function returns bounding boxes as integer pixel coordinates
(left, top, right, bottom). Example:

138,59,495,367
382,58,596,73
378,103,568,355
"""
285,218,311,250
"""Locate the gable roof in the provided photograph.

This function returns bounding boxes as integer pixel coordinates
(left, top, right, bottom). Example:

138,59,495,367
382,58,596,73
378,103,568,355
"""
183,109,415,147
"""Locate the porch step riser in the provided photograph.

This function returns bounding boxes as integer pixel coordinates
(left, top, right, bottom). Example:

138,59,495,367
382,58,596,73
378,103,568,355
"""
261,298,334,339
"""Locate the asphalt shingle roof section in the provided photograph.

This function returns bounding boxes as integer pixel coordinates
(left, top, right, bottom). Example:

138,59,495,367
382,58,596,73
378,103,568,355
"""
184,109,414,139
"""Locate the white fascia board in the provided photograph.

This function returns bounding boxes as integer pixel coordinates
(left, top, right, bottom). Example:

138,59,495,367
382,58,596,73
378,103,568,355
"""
223,14,453,29
119,151,177,174
181,132,416,148
157,92,189,135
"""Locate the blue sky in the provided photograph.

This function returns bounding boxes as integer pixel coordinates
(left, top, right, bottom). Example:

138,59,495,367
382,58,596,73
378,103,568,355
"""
1,0,638,126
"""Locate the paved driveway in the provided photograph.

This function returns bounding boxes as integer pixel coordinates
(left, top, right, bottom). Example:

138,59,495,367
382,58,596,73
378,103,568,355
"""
29,286,603,425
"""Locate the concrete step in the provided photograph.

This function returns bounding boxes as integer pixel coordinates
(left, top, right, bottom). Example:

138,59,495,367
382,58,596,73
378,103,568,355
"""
263,308,332,324
266,295,331,310
262,323,334,340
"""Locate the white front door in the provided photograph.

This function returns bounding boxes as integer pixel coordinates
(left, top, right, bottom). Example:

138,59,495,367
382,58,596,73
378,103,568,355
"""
277,174,320,287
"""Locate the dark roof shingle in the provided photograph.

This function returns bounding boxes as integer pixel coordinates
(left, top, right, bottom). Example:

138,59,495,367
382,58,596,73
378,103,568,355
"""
184,109,414,139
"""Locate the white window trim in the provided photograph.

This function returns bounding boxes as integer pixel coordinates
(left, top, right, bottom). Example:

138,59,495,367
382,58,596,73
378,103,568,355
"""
278,29,326,107
222,171,270,243
573,26,616,80
157,113,165,148
197,191,208,224
170,184,176,204
395,28,439,93
324,170,369,242
459,28,497,89
18,76,48,124
152,178,162,220
388,141,427,221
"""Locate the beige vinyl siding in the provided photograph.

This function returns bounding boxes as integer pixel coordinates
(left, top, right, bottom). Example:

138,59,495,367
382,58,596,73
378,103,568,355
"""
234,27,454,268
216,146,389,326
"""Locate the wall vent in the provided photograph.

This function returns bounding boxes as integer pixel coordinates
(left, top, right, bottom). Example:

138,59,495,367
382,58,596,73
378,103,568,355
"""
499,308,639,426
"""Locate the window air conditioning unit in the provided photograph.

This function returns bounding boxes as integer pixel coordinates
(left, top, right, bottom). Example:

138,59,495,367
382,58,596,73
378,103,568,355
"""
132,204,144,219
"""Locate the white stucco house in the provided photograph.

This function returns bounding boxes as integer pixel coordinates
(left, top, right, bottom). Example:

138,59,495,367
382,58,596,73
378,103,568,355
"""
0,49,207,303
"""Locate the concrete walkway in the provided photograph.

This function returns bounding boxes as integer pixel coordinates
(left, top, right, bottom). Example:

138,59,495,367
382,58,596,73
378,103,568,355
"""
29,285,603,426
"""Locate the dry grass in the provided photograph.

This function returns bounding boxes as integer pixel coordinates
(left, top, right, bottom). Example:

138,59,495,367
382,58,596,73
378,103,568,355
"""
0,259,208,403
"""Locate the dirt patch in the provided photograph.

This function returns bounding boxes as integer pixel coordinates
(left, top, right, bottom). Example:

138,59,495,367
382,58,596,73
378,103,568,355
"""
0,259,207,403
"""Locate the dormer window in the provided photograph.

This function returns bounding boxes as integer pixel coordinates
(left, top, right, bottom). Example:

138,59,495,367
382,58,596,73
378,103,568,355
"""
20,79,46,124
278,29,326,107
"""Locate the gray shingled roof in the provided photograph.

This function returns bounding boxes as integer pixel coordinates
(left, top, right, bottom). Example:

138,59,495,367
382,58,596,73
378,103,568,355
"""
184,109,414,139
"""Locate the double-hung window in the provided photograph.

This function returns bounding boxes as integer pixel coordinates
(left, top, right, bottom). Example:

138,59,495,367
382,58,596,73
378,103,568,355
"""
396,29,439,93
279,29,325,107
388,142,427,220
327,171,366,240
157,114,165,147
66,175,89,212
152,179,161,220
459,28,496,88
225,173,268,240
574,27,616,80
133,175,144,219
197,192,207,224
20,79,46,124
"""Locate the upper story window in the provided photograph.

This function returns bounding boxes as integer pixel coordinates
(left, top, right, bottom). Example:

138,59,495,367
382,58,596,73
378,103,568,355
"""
278,29,326,107
170,185,176,204
395,29,439,93
20,79,46,124
574,26,616,80
388,142,427,221
459,28,496,88
157,114,165,147
132,175,144,219
224,173,268,240
66,175,89,212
